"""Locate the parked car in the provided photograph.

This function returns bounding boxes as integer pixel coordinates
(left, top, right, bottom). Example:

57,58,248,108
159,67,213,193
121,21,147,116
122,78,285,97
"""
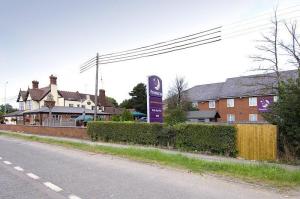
138,117,147,122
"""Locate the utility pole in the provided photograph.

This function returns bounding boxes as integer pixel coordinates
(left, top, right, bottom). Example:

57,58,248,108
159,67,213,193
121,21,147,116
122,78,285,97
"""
94,53,99,121
4,81,8,114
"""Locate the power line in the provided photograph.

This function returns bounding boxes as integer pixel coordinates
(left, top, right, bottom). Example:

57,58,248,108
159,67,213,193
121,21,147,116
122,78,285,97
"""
98,26,221,58
80,38,221,73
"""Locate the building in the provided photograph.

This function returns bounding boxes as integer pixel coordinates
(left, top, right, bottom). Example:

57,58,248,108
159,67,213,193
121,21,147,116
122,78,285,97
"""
186,70,298,123
7,75,120,126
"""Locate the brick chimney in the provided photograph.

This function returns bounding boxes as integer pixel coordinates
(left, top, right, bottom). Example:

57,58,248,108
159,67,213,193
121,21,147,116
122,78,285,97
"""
49,75,57,85
99,89,106,106
32,80,39,89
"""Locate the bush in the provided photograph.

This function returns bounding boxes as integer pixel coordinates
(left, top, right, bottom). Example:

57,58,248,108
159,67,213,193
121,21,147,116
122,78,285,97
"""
87,122,237,157
121,110,134,121
87,121,163,145
174,123,237,156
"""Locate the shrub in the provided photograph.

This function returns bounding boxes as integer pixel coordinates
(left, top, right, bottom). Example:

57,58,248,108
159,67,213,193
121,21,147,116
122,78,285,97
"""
87,121,163,145
121,110,134,121
87,122,237,156
174,123,237,156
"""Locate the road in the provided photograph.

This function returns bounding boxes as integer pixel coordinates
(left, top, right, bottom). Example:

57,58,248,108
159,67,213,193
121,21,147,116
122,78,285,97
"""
0,136,297,199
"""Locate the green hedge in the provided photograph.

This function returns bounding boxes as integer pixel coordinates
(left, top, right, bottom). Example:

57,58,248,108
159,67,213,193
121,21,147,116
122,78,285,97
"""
87,121,163,145
87,122,236,156
174,124,237,156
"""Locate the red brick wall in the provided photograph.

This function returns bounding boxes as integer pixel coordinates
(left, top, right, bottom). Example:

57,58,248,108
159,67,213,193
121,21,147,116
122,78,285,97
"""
197,97,268,123
0,125,88,139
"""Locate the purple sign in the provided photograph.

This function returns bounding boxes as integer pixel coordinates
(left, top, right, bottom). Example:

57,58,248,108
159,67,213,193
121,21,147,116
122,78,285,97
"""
147,75,163,123
258,96,274,112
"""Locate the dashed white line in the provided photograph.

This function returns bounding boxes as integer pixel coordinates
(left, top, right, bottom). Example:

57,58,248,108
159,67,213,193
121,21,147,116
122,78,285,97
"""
3,161,12,165
14,166,24,171
69,194,82,199
43,182,63,192
26,173,40,180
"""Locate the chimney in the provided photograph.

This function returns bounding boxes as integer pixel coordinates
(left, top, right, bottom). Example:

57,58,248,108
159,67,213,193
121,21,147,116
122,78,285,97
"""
32,80,39,89
99,89,106,106
49,75,57,85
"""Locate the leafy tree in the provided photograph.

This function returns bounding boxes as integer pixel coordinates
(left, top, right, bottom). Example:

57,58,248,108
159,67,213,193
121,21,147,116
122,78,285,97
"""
121,109,134,121
120,83,147,114
129,83,147,114
0,104,17,114
119,99,134,109
263,72,300,160
164,108,186,125
106,97,118,107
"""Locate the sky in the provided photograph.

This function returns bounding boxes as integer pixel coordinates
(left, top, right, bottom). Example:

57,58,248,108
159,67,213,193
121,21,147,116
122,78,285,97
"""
0,0,299,107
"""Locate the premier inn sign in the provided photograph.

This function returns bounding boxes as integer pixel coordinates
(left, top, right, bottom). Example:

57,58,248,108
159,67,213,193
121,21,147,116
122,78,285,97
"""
147,75,163,123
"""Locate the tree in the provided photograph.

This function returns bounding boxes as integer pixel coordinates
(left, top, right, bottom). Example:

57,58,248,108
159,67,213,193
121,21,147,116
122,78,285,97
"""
106,97,118,107
0,104,17,114
263,72,300,160
165,77,190,125
129,83,147,114
251,10,300,160
121,109,134,121
119,99,134,109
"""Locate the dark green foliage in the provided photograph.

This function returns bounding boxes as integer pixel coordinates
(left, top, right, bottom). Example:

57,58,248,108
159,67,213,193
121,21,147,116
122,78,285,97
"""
106,97,118,107
129,83,147,114
263,72,300,160
87,122,236,156
111,115,121,121
164,108,186,125
0,104,17,114
174,124,237,156
87,121,163,145
121,109,134,121
119,99,134,109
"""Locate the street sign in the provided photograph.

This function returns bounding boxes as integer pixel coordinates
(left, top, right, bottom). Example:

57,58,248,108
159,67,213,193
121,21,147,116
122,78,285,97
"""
147,75,163,123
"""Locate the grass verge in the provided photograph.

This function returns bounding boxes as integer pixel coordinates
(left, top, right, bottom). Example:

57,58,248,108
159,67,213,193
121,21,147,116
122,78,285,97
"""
1,131,300,188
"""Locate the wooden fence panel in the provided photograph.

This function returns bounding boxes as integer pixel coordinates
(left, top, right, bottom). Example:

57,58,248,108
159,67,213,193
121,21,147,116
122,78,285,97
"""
236,124,277,161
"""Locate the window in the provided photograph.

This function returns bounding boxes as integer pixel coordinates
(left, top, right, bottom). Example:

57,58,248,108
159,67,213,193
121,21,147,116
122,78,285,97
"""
77,104,80,107
192,102,198,108
227,114,235,122
69,104,73,107
249,114,258,122
82,105,86,108
92,106,95,110
273,96,278,102
249,97,257,106
208,100,215,108
227,99,234,107
27,100,32,110
19,102,24,110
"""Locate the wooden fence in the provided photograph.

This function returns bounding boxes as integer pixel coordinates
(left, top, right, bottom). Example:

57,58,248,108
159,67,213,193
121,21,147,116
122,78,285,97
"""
236,124,277,161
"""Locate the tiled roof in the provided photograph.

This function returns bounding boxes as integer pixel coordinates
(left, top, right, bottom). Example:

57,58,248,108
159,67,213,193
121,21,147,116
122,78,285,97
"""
58,91,81,101
186,69,298,102
28,87,50,101
186,111,220,119
24,106,110,115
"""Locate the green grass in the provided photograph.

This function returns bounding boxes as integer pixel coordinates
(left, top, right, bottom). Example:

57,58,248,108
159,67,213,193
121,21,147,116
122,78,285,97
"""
1,131,300,188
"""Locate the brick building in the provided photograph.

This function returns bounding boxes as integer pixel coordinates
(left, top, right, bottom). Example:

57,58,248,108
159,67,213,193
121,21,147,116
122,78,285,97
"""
186,70,298,123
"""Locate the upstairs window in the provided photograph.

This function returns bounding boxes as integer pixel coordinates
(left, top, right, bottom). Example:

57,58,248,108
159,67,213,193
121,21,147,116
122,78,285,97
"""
82,105,86,108
227,99,234,107
27,100,32,110
69,104,73,107
192,102,198,108
19,102,24,110
208,100,215,108
249,97,257,106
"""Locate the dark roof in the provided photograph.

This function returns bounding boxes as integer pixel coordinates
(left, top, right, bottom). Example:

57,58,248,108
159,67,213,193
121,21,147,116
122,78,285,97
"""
104,107,124,115
24,106,110,115
3,110,25,117
186,82,224,102
186,70,298,101
186,111,220,119
17,87,50,102
58,91,81,101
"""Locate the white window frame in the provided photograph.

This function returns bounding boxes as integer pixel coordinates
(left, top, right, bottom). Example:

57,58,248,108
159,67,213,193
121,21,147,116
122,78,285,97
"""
227,99,234,108
192,102,198,108
249,97,257,107
28,100,32,110
249,114,258,122
227,114,235,122
273,96,278,102
208,100,215,108
19,102,24,110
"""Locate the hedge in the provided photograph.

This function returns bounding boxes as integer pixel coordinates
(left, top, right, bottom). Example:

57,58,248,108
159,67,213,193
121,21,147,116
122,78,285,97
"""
174,124,237,156
87,121,236,156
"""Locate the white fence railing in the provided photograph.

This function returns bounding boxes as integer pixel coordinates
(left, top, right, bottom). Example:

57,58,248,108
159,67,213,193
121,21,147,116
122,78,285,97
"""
42,119,76,127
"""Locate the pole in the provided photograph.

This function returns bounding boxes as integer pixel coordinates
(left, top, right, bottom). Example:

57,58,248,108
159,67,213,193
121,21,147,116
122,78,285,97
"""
94,53,99,121
4,81,8,114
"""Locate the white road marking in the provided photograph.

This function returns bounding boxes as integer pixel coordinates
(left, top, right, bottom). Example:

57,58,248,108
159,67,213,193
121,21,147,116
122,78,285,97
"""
0,157,2,160
14,166,24,171
27,173,40,180
3,161,12,165
69,194,82,199
43,182,63,192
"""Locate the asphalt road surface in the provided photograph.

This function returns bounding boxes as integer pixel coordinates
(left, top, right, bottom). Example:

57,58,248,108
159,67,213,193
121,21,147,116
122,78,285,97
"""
0,136,298,199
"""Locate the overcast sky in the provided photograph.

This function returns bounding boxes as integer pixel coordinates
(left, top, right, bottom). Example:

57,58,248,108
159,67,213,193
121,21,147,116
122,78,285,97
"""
0,0,299,107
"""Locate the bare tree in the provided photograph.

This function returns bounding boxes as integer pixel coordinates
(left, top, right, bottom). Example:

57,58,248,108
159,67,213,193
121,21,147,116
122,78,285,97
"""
280,21,300,69
167,77,188,109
